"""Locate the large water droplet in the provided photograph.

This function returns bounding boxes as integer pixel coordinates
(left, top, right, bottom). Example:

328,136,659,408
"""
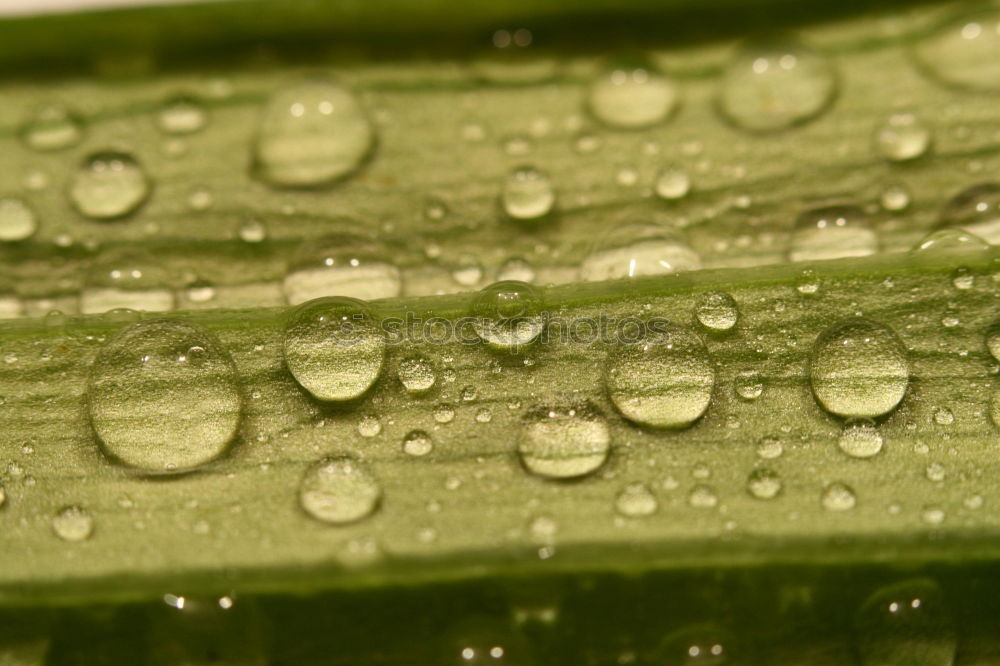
913,228,990,253
69,151,150,220
788,205,877,262
88,319,242,472
914,10,1000,91
299,456,380,524
0,198,37,242
80,248,175,314
873,113,932,162
580,223,701,281
501,166,555,220
282,232,401,305
157,96,208,134
253,81,373,188
471,281,545,352
809,318,909,419
605,323,714,428
838,419,883,458
52,506,93,542
694,291,738,332
518,401,610,479
20,104,83,151
938,182,1000,244
855,579,955,666
718,36,837,132
588,60,679,129
283,297,385,401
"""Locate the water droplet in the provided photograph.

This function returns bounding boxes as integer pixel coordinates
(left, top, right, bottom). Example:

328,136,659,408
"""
874,113,932,162
282,232,401,305
88,319,242,472
881,183,912,212
70,151,150,220
658,624,730,666
615,482,658,517
501,166,555,220
606,324,714,428
299,456,380,524
757,436,784,459
913,228,990,253
473,28,558,84
718,36,836,132
986,320,1000,363
821,482,856,511
283,297,386,402
238,218,267,243
253,81,373,187
655,165,691,201
434,403,456,424
475,407,493,423
398,356,436,394
788,205,877,262
855,579,955,666
20,104,83,151
157,96,208,134
580,223,701,281
0,483,5,508
938,182,1000,244
518,401,610,479
80,248,175,314
588,61,679,129
446,618,531,664
52,506,93,542
498,257,536,283
688,484,718,509
694,291,738,332
471,281,545,352
926,462,946,482
452,254,484,287
839,419,883,458
951,267,974,290
0,198,37,242
809,318,909,419
914,9,1000,91
747,468,782,499
402,430,433,456
734,369,763,400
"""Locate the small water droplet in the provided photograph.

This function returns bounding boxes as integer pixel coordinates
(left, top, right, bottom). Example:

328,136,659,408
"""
933,406,955,425
615,482,658,517
69,151,150,220
357,415,382,437
926,462,946,482
452,254,484,287
874,113,932,162
518,401,610,479
951,267,975,290
501,166,555,220
588,60,679,129
606,324,714,428
283,232,401,304
688,484,718,509
471,281,545,352
839,419,883,458
658,624,730,666
434,403,456,424
20,104,83,151
238,218,268,243
937,182,1000,244
88,319,242,472
718,36,837,132
253,81,373,187
821,482,856,511
398,356,436,394
299,457,380,524
788,205,877,262
914,9,1000,91
403,430,433,456
757,436,784,459
580,223,701,280
985,320,1000,363
80,247,175,314
0,198,37,242
52,506,94,542
283,297,386,401
809,318,909,419
694,291,738,332
854,579,955,666
747,468,782,500
654,165,691,201
157,95,208,134
734,369,764,400
498,257,536,283
881,183,912,212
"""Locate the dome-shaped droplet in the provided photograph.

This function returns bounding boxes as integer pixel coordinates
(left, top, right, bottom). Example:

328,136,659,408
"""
282,232,401,305
913,9,1000,91
747,468,782,500
855,579,955,666
501,166,555,220
580,223,701,281
788,205,877,262
734,369,764,400
658,624,731,666
518,401,610,479
0,198,37,242
588,60,679,129
157,96,208,134
694,291,738,332
52,506,93,542
615,482,658,517
398,356,436,394
718,36,837,132
402,430,433,457
821,481,856,511
654,165,691,201
809,318,909,419
838,419,883,458
283,297,385,401
69,151,150,220
912,228,990,253
605,323,714,428
80,247,175,314
472,28,558,84
873,113,932,162
253,81,373,187
299,456,380,524
87,319,242,472
937,182,1000,244
471,281,545,352
20,104,83,151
